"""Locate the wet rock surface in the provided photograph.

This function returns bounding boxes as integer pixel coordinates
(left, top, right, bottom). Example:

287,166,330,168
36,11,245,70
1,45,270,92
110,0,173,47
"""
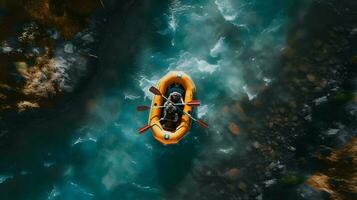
307,138,357,200
0,0,101,113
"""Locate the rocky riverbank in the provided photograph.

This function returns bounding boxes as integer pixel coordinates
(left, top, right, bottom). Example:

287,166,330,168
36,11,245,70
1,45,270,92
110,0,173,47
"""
0,0,101,113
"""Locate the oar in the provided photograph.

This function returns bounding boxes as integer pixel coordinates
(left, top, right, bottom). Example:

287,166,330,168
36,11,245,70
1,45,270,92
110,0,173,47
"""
149,87,200,106
181,108,209,128
175,100,201,106
190,100,201,106
138,119,163,134
149,86,208,129
137,105,150,111
138,124,151,134
149,86,162,95
136,100,201,112
136,105,166,111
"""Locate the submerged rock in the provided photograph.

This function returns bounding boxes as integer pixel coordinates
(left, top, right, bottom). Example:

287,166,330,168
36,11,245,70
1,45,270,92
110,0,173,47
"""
64,43,75,54
280,173,305,186
306,74,316,82
81,33,95,43
238,182,248,192
313,96,328,106
228,122,240,135
17,101,40,112
225,168,240,181
326,129,339,136
264,179,276,188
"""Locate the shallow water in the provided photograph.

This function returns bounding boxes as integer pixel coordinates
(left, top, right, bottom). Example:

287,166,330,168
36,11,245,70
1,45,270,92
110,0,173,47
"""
0,0,316,199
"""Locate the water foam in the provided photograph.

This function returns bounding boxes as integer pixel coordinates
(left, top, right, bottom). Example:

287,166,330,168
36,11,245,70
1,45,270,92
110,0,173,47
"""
215,0,237,21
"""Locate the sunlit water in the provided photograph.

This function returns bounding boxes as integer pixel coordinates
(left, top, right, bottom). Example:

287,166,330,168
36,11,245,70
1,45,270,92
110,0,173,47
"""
0,0,312,199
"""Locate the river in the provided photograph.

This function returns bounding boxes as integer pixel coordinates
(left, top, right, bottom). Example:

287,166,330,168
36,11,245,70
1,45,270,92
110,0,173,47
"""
2,0,355,200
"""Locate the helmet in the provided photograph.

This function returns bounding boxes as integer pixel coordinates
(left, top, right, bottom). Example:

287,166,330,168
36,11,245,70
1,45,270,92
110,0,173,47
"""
171,92,181,102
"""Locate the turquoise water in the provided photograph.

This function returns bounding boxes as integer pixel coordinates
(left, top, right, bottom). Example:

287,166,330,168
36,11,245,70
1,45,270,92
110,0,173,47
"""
0,0,313,199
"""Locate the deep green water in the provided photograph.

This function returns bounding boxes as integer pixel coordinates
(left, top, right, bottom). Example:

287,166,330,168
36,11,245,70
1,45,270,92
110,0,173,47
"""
0,0,316,199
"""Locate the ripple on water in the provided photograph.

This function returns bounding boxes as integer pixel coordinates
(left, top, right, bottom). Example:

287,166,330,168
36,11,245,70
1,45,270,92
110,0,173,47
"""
47,182,94,200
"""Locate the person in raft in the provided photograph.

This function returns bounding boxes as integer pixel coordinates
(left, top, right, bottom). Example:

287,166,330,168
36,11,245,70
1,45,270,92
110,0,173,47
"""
161,92,184,129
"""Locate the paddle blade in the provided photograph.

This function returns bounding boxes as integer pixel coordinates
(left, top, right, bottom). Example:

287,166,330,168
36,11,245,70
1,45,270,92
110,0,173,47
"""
136,105,150,111
197,120,209,129
138,125,151,134
149,86,162,96
187,100,200,106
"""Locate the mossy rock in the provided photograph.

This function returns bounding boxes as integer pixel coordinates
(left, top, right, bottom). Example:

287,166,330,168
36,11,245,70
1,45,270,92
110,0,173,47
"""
329,91,354,104
14,62,28,73
280,173,305,185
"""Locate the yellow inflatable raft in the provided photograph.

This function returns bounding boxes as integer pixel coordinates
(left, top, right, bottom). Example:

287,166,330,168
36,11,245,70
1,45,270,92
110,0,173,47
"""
149,71,196,145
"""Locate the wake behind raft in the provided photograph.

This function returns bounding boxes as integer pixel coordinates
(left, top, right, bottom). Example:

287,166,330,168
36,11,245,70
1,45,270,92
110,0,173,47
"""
137,71,208,145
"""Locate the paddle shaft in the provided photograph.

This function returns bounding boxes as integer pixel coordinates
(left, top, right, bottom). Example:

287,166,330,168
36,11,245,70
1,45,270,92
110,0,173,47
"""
161,95,199,123
137,100,199,111
138,118,163,134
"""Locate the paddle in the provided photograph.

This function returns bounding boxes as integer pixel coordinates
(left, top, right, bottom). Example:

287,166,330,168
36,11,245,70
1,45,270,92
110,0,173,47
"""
149,86,200,105
179,108,209,129
197,119,209,129
149,86,161,95
137,105,150,111
138,114,208,133
136,105,167,111
138,118,163,134
149,86,208,129
136,100,201,112
176,100,201,106
138,124,151,134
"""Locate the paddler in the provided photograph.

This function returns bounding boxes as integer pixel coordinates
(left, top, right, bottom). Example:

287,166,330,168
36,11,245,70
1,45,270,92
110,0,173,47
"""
161,92,184,129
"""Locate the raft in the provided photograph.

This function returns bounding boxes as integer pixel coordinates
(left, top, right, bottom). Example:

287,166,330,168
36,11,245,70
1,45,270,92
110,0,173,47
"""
148,71,196,145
